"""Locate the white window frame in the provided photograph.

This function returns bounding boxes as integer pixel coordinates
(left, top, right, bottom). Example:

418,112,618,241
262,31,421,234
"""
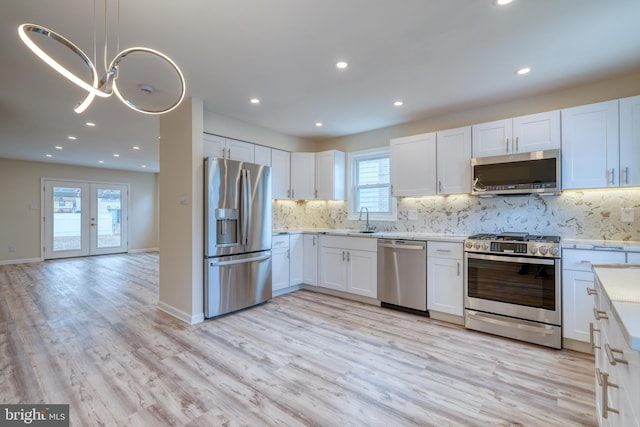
347,147,397,221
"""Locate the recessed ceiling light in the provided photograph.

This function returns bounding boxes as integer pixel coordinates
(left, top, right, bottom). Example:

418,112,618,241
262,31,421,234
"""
98,160,104,164
85,122,96,127
515,67,532,75
113,153,120,157
141,165,147,168
494,0,513,5
55,146,63,150
249,98,260,104
315,122,323,127
67,136,77,140
132,146,140,150
45,154,52,158
336,61,348,69
393,100,404,107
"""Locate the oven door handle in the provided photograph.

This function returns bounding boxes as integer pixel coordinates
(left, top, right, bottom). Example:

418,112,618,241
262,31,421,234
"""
466,252,555,266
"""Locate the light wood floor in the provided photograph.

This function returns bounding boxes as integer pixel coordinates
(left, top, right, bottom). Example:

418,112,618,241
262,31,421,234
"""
0,253,596,426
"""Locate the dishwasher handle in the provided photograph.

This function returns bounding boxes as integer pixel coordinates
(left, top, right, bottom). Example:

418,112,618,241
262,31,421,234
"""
378,242,425,251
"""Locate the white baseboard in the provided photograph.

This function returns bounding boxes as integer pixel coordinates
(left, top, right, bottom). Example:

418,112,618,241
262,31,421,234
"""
158,301,204,325
129,248,159,254
0,258,41,266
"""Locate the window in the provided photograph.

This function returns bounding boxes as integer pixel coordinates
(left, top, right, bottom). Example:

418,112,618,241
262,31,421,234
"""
348,148,397,221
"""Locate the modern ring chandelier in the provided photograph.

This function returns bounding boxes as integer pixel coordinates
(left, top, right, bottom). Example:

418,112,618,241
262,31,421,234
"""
17,1,185,115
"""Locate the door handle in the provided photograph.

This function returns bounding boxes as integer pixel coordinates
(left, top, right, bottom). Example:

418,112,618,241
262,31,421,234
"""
505,138,510,153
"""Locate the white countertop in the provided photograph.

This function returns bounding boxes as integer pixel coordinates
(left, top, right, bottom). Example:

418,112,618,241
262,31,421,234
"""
563,239,640,252
273,229,466,242
592,264,640,351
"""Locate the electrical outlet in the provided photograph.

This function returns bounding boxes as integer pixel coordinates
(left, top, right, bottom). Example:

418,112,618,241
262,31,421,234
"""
408,210,418,221
621,207,634,223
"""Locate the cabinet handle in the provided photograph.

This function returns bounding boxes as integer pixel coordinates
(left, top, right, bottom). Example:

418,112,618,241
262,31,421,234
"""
347,251,351,262
315,189,318,198
515,137,519,153
624,166,629,185
287,249,290,259
313,236,316,246
609,168,615,185
287,189,291,198
438,181,443,193
593,307,609,320
605,343,628,365
342,251,345,262
589,322,601,351
505,138,510,153
596,368,620,419
457,262,461,276
292,189,295,199
587,287,599,296
391,184,394,196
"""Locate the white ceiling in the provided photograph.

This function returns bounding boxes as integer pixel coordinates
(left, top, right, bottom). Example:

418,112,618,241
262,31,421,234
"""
2,0,640,173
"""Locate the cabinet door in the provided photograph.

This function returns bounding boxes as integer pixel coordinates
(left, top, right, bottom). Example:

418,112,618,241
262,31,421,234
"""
272,245,290,292
203,133,226,158
254,145,271,166
347,250,377,298
561,100,619,190
436,126,471,195
427,256,463,316
472,119,512,157
512,110,560,153
390,132,436,196
290,153,316,199
562,269,596,342
620,95,640,187
289,234,303,286
303,234,318,286
271,149,291,199
226,139,255,163
315,150,346,200
319,246,348,291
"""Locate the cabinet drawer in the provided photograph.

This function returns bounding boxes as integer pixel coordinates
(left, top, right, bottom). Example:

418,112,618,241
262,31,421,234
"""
427,241,462,259
321,235,377,252
563,249,625,271
272,235,289,248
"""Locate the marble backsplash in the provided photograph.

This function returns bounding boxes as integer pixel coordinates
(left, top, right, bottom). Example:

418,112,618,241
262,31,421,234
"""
272,189,640,241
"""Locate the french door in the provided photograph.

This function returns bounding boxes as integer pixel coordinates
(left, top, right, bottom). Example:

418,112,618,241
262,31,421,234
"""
43,179,129,259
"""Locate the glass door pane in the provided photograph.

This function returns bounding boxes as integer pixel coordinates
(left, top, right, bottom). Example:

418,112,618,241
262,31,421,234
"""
52,186,83,251
96,188,122,249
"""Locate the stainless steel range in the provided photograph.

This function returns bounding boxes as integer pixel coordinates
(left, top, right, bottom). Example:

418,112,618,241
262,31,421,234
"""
464,232,562,349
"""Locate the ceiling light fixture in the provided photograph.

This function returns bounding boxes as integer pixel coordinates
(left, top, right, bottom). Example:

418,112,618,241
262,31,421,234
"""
336,61,348,69
98,160,104,164
393,100,404,107
45,154,53,158
55,146,63,150
249,98,261,104
85,122,96,127
315,122,323,127
113,153,120,157
132,146,140,150
17,0,185,115
494,0,513,5
67,136,77,140
515,67,532,75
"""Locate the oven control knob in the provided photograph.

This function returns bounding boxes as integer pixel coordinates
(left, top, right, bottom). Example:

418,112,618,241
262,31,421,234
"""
465,241,473,249
474,242,481,249
549,246,559,256
482,242,490,250
539,245,549,255
530,245,538,254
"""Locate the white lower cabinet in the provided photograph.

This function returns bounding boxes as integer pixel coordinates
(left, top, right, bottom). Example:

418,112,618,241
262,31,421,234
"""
289,234,303,286
562,249,626,342
318,235,377,298
272,235,291,292
427,242,463,316
303,234,318,286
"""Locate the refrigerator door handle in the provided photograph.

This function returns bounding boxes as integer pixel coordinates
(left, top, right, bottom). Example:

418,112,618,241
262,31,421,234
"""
209,252,271,267
245,168,253,246
240,169,250,246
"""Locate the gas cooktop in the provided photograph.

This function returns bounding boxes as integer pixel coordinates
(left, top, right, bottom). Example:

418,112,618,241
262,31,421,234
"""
465,232,561,257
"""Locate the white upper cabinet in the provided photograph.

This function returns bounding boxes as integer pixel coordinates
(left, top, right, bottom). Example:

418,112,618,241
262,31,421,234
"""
472,110,560,157
619,95,640,187
203,133,255,163
271,149,291,199
254,145,271,166
390,132,437,197
290,152,316,200
436,126,472,195
315,150,346,200
561,100,620,189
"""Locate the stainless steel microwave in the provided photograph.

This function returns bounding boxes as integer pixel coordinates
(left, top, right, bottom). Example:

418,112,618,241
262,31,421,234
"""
471,149,561,196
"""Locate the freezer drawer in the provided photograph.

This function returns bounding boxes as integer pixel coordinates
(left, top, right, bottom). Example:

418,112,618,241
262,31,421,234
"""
205,251,272,318
377,239,427,311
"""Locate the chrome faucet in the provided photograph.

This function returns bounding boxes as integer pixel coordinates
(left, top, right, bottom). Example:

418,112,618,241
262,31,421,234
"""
358,207,374,231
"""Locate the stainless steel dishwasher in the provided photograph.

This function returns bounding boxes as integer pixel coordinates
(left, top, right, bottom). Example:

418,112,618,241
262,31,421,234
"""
377,239,428,313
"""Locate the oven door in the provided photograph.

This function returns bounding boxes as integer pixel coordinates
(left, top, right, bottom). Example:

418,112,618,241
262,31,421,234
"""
465,252,561,325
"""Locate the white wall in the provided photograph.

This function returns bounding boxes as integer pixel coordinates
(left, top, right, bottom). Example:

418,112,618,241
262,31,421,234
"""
0,158,158,262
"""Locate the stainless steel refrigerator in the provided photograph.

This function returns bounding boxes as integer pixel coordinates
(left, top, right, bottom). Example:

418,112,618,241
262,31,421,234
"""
204,157,272,318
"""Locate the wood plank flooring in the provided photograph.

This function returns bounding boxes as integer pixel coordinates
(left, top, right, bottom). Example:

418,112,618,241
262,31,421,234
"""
0,253,596,426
